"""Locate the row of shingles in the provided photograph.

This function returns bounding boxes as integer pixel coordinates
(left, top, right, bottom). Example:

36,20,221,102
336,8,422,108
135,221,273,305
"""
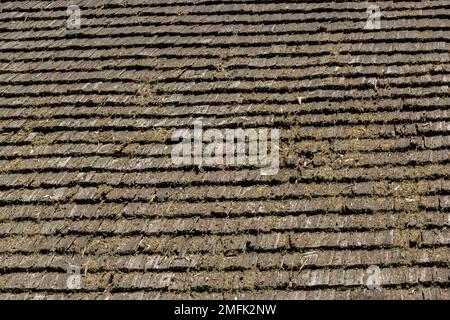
0,37,447,65
0,0,199,12
0,49,447,85
0,211,447,295
0,92,448,131
0,214,448,292
0,182,448,220
0,137,448,175
0,189,446,225
0,124,448,186
0,223,446,256
0,267,448,296
0,186,448,230
1,128,449,159
0,44,446,102
3,11,450,41
0,202,448,235
1,68,448,98
2,156,448,196
0,62,448,88
0,4,442,125
0,40,445,89
0,68,448,112
0,286,448,300
0,133,449,173
0,247,449,273
1,92,449,128
11,87,448,109
2,11,449,36
0,152,449,198
144,87,449,106
0,105,447,139
0,192,445,290
3,127,448,202
2,0,446,12
4,2,450,30
0,205,449,272
0,202,447,258
0,81,447,108
152,73,449,95
1,28,448,53
0,0,317,14
1,0,447,22
0,106,448,181
1,108,449,140
1,93,448,124
0,0,446,52
1,32,447,67
0,161,449,194
0,169,449,204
